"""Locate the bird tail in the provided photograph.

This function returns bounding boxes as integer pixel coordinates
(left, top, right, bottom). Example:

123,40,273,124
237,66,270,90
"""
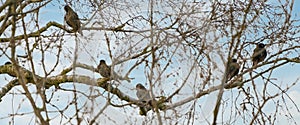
77,27,83,36
252,61,257,67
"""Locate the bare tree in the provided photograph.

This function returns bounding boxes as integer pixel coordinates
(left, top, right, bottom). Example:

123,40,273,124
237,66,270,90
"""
0,0,299,125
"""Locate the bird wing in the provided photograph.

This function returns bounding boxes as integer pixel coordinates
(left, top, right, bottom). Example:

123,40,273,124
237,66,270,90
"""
70,11,80,21
229,64,236,73
227,63,239,80
252,48,260,58
260,49,267,58
137,90,151,102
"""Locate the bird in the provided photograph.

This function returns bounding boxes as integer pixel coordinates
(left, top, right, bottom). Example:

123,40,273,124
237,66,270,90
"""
97,60,131,82
252,43,267,66
226,58,240,81
136,83,152,103
97,60,111,78
64,5,81,33
136,83,152,115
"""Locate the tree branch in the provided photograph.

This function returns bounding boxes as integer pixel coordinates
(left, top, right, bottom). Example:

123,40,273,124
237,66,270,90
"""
0,21,73,42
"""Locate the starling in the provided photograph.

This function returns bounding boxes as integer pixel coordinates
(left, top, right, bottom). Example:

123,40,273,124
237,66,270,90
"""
136,83,152,115
227,59,240,81
97,60,111,78
252,43,267,66
136,83,151,103
97,60,131,82
64,5,81,33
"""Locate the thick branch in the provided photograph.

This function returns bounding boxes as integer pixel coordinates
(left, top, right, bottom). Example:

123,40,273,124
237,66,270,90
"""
0,63,168,112
0,79,18,101
0,21,73,42
165,81,241,110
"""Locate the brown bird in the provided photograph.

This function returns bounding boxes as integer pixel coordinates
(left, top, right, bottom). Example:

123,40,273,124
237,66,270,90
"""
136,83,152,103
252,43,267,66
64,5,81,33
97,60,131,82
227,58,240,81
136,83,152,115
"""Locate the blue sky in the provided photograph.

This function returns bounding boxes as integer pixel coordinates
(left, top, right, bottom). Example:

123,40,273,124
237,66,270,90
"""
0,0,300,124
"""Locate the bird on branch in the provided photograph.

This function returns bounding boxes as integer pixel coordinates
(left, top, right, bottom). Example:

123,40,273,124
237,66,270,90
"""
97,60,131,82
64,5,82,34
226,58,240,82
136,83,153,116
252,43,267,67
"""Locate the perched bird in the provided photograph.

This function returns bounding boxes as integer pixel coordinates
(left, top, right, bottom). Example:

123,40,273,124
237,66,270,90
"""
136,83,152,115
97,60,111,78
136,83,152,103
226,58,240,81
97,60,130,82
252,43,267,66
64,5,81,33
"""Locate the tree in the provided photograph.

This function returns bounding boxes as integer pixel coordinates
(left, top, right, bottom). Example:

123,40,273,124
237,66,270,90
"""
0,0,299,124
